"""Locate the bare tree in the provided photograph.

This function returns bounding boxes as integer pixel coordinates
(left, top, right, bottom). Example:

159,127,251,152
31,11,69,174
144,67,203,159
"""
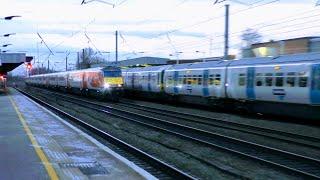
77,47,106,69
241,28,262,47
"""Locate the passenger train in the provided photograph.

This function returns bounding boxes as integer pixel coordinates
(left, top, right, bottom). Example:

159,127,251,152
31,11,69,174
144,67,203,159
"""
122,53,320,120
26,66,123,101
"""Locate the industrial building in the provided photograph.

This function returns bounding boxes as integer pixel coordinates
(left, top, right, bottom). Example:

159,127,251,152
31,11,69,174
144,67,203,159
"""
242,36,320,58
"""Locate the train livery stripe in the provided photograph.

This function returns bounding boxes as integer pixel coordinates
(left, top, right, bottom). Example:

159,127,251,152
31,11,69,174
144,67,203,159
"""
104,77,123,85
311,64,320,104
246,67,256,100
203,70,209,97
173,71,179,94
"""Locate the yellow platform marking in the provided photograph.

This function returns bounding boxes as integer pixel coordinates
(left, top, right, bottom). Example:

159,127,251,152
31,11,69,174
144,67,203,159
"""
8,95,59,180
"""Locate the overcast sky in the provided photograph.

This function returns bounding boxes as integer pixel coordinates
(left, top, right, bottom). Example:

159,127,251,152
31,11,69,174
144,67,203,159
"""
0,0,319,74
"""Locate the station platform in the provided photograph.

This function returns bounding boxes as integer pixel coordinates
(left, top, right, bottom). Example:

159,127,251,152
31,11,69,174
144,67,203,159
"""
0,88,154,180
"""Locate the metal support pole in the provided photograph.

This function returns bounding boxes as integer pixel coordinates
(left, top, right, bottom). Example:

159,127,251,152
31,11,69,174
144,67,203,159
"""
115,30,118,65
224,4,229,60
37,42,40,74
65,55,68,71
77,52,80,70
47,59,49,72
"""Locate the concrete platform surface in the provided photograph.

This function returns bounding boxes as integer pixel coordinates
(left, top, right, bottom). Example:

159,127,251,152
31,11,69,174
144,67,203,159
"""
0,88,155,180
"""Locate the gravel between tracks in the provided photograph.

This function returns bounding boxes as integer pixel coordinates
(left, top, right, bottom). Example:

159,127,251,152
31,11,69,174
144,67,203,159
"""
122,98,320,139
26,88,303,179
109,103,320,160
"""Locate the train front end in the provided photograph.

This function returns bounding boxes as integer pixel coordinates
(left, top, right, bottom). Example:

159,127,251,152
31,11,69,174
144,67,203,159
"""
0,74,7,93
102,66,123,101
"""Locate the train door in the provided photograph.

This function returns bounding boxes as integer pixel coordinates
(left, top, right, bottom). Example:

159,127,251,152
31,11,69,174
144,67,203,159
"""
148,72,151,92
246,67,256,100
82,72,88,90
131,73,135,89
311,64,320,104
173,71,179,94
203,70,209,97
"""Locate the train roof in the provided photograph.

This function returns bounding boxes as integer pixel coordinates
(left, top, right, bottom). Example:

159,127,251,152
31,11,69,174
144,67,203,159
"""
123,65,172,73
28,67,106,77
229,52,320,66
166,60,230,70
166,52,320,70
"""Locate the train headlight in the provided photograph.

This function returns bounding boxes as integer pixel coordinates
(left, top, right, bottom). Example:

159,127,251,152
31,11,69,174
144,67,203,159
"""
104,83,110,89
117,84,122,87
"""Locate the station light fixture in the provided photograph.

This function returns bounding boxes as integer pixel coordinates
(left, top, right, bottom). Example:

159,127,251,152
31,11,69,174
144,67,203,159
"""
26,62,32,70
2,33,16,37
2,44,12,47
2,16,21,20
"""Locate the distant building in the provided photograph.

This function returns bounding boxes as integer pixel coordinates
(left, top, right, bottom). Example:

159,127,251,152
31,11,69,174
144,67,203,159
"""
242,36,320,58
92,56,169,68
167,55,236,64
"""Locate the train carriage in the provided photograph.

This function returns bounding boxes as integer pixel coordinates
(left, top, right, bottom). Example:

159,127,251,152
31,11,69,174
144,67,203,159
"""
122,65,171,96
122,52,320,120
164,61,229,100
26,66,123,101
225,53,320,119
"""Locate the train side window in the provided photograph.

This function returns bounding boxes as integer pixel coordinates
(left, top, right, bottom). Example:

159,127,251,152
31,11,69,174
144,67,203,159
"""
209,74,214,85
198,75,202,85
214,74,221,86
299,77,308,87
275,73,284,87
192,75,197,85
187,75,192,85
255,73,263,86
183,75,187,84
265,73,273,86
167,76,172,84
286,72,296,87
238,73,246,86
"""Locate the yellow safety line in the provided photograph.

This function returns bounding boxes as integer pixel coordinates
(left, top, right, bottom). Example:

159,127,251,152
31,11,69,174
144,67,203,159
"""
8,95,59,180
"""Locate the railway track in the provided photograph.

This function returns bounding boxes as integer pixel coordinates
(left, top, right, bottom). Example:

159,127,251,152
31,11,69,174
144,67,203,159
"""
117,100,320,150
26,87,320,179
16,88,195,180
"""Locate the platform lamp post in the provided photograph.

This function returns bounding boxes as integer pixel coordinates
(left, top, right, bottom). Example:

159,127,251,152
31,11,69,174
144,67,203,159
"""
0,15,20,67
195,50,206,62
169,51,183,64
65,51,70,71
101,51,111,64
0,44,12,60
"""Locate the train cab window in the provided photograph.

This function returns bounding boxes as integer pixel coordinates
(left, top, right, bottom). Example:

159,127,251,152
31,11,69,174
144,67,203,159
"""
238,74,246,86
275,73,284,87
286,72,296,87
214,74,221,86
265,73,273,86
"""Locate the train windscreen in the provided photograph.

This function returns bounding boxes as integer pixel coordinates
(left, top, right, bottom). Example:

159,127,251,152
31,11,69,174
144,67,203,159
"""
104,70,122,77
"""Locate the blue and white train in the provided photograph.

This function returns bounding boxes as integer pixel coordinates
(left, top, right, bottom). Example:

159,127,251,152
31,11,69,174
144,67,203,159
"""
122,52,320,120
